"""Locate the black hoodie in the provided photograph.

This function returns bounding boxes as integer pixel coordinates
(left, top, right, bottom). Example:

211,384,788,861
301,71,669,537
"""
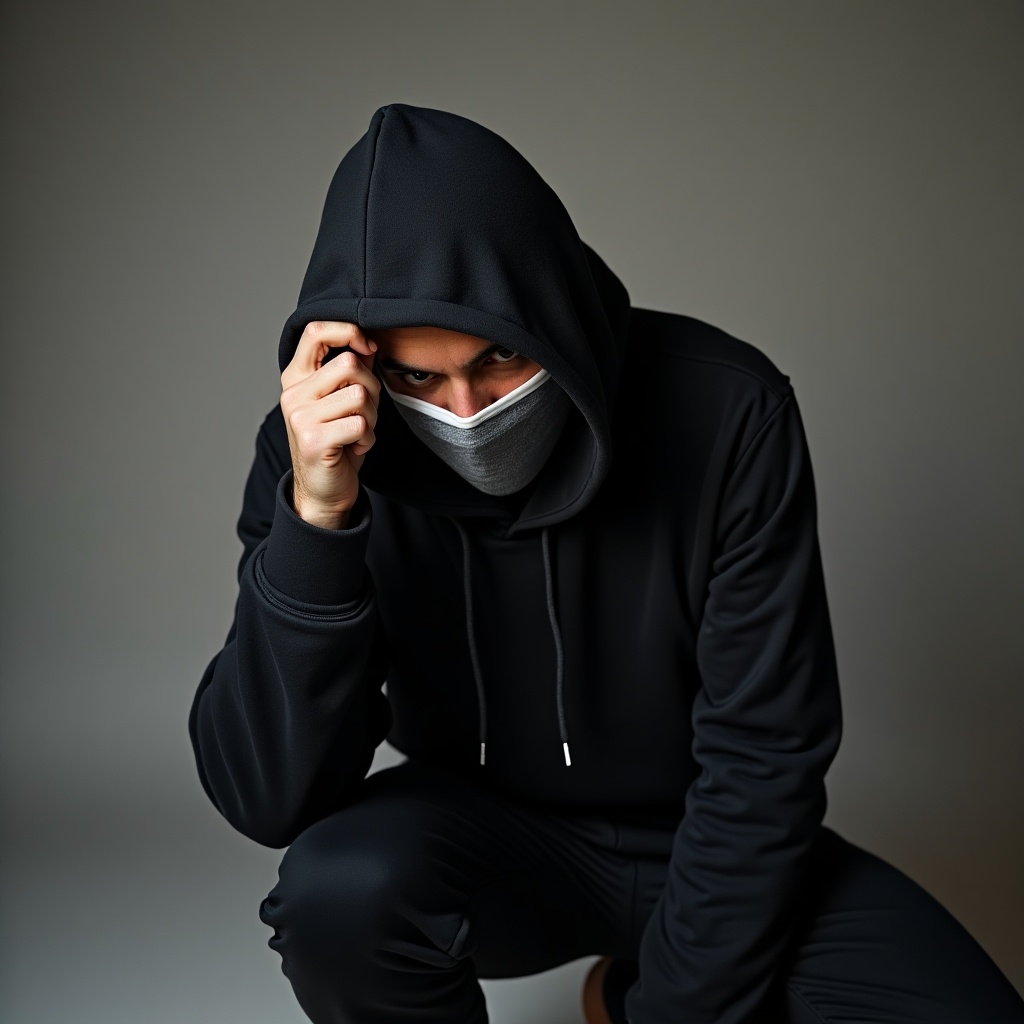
189,103,843,1023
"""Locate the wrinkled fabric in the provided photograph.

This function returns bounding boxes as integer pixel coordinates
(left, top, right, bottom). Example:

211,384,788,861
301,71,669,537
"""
259,759,1024,1024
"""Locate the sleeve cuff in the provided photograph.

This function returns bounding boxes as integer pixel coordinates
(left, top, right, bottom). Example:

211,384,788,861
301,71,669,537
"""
261,470,373,605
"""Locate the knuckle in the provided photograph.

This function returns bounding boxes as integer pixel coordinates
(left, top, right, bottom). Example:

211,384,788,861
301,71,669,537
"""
286,405,309,434
296,425,321,453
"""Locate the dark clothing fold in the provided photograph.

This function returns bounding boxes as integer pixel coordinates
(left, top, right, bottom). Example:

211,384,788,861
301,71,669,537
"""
259,758,1024,1023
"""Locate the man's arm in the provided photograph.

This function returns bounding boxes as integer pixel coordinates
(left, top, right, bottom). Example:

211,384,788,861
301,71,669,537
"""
626,386,843,1024
187,405,392,848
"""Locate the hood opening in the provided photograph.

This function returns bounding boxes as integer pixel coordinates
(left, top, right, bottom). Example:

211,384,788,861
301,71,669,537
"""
278,102,631,531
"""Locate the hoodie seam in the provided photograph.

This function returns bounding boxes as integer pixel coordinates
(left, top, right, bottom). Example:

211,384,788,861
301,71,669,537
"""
727,387,795,477
361,108,386,301
655,350,791,400
253,550,372,622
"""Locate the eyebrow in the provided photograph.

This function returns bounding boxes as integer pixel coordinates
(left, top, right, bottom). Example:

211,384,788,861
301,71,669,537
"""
376,342,505,376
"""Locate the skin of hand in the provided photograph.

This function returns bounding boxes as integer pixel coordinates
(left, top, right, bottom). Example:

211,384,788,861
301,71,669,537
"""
280,321,543,529
279,321,381,530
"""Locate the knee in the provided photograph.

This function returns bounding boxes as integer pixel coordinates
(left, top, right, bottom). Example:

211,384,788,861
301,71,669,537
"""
260,817,395,957
259,803,457,967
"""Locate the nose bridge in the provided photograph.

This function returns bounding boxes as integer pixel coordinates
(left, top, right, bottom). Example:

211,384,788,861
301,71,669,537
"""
448,373,494,418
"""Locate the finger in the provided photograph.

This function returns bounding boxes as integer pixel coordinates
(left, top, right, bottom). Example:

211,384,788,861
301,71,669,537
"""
306,413,375,458
317,383,379,430
308,351,382,404
283,321,378,386
287,386,377,446
290,321,361,377
319,330,377,374
282,350,380,411
341,329,377,359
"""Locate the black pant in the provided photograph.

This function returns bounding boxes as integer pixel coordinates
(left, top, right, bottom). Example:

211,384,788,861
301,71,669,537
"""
259,757,1024,1023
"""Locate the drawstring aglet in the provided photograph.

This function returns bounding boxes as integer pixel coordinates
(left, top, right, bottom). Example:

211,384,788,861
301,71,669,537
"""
480,741,486,766
563,741,572,766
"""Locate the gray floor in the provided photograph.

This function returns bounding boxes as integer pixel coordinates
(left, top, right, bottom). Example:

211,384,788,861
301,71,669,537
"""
0,745,595,1024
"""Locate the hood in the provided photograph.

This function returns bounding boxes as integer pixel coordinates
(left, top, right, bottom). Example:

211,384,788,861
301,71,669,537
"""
278,103,631,533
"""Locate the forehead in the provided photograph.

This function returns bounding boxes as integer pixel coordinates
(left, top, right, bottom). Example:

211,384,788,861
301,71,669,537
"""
370,326,495,369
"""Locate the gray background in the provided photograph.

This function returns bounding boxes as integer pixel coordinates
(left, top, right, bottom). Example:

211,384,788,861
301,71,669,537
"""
1,1,1021,1021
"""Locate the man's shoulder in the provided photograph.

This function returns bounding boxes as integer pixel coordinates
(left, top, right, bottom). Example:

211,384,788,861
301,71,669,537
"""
627,307,792,401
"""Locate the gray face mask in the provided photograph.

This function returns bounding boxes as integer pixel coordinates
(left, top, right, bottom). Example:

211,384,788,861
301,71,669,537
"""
381,367,573,495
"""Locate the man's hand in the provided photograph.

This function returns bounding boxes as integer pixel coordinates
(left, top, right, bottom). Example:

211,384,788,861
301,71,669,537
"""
280,321,380,529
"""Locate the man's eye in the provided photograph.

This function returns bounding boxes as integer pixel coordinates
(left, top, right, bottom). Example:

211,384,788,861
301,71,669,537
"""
492,348,518,362
402,370,436,386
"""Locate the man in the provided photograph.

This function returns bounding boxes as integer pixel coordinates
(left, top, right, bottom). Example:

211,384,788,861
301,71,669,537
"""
189,103,1024,1023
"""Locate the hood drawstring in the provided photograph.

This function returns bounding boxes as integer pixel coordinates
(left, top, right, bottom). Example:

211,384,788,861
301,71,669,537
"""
541,527,571,767
450,518,571,768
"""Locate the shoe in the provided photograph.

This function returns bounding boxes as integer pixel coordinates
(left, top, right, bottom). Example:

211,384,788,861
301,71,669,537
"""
581,956,614,1024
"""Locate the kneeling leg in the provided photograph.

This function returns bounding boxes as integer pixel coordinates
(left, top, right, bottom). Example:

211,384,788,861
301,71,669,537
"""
259,760,628,1022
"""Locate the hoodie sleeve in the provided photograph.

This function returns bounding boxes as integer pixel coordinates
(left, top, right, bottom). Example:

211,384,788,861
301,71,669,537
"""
625,386,843,1024
188,406,392,848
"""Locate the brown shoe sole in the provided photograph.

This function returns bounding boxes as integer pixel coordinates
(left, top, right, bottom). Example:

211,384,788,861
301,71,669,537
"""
580,956,614,1024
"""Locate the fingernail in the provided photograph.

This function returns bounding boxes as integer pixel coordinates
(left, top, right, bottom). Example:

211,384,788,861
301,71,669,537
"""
369,341,378,352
